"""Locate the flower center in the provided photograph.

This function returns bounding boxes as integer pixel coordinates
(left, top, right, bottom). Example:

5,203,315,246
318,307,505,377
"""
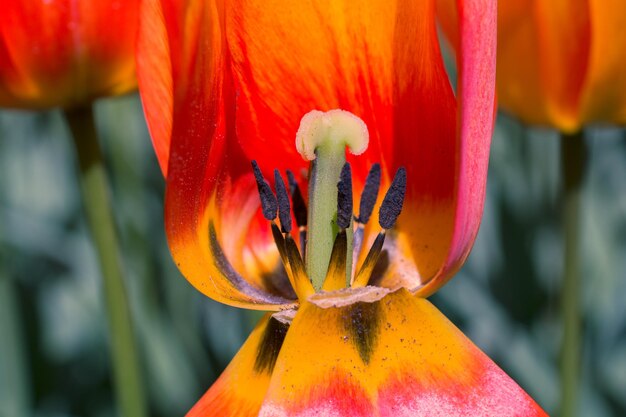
251,109,406,301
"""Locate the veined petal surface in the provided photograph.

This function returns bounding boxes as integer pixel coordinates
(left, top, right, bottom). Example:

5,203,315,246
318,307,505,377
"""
258,288,547,416
0,0,138,108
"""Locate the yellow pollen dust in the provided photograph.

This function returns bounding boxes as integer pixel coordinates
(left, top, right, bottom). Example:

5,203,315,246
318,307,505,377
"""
295,109,369,161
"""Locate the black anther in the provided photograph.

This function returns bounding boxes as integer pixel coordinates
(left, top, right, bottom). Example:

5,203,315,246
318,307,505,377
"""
274,170,292,233
379,167,406,229
251,160,277,220
357,163,381,224
286,170,308,227
336,163,353,230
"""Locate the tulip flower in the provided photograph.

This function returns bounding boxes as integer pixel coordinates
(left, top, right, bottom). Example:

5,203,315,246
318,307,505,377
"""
137,0,547,415
0,0,138,109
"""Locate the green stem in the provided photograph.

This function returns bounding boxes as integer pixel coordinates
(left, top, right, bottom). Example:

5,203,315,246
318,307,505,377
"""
559,130,587,417
0,256,31,417
65,106,147,417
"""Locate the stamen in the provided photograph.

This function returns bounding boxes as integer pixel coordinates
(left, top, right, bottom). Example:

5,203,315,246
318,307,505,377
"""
286,169,308,255
284,235,314,299
352,163,381,277
274,170,292,233
353,167,406,288
251,160,277,220
208,221,293,304
352,232,386,288
357,163,381,224
321,230,348,292
270,223,293,280
336,163,353,230
286,170,307,228
270,223,313,300
379,167,407,230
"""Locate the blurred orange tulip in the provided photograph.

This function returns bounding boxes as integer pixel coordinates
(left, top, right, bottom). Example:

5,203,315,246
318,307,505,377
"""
439,0,626,132
0,0,138,109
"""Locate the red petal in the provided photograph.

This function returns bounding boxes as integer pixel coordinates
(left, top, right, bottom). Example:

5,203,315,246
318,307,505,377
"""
136,0,172,176
138,0,296,309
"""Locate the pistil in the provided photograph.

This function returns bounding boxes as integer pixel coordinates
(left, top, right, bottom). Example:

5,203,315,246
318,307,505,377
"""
295,110,369,290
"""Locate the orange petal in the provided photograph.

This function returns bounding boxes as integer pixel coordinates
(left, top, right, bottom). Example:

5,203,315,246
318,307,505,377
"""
0,0,138,109
469,0,626,128
259,287,547,416
494,0,548,125
532,0,590,131
579,0,626,124
188,313,291,417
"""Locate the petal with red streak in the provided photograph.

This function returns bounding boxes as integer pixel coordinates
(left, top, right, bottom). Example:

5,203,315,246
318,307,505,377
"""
138,0,295,309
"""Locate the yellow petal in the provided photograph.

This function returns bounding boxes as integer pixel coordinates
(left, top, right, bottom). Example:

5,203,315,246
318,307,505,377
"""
259,287,547,416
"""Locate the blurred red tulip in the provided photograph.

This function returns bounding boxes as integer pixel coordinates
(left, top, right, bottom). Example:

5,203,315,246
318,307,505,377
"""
0,0,138,109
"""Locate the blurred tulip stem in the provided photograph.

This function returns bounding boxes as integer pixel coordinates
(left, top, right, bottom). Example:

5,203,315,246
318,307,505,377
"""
65,105,147,417
0,250,32,417
559,131,588,417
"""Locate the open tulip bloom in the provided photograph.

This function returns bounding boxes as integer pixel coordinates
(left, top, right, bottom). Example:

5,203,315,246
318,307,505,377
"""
137,0,548,415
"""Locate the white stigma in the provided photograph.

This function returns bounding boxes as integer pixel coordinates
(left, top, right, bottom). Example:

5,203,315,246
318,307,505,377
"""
295,109,369,161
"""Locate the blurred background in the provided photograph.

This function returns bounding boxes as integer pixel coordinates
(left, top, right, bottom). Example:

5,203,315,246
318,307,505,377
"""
0,93,625,417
